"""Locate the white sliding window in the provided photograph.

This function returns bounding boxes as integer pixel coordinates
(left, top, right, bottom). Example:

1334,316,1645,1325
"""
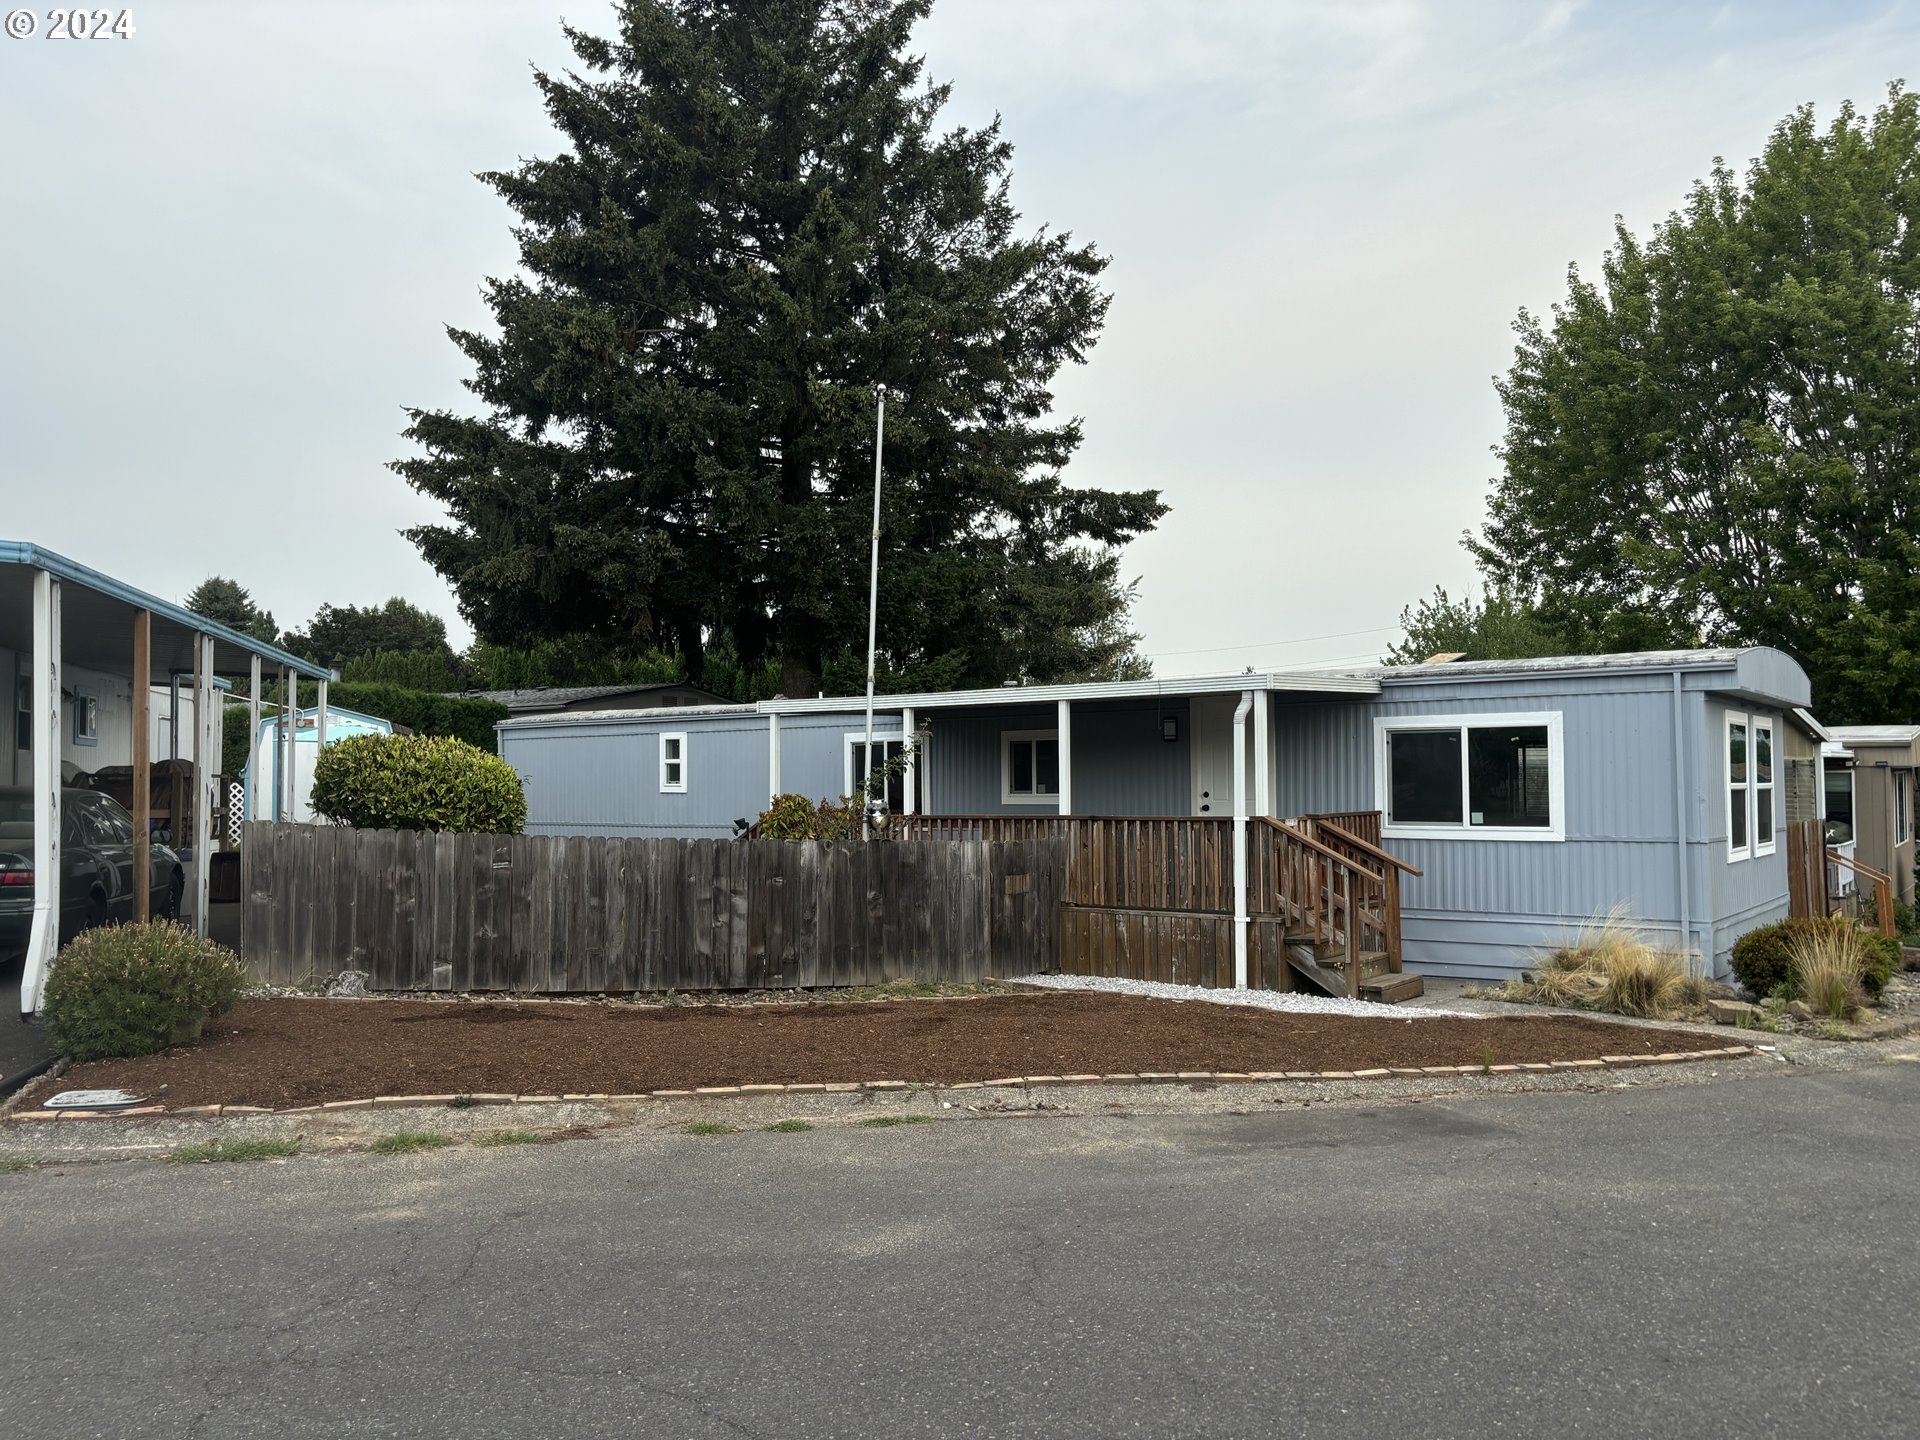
1002,730,1061,805
1375,712,1564,842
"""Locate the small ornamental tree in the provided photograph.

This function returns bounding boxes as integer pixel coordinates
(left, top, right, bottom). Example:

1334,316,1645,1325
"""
310,734,527,834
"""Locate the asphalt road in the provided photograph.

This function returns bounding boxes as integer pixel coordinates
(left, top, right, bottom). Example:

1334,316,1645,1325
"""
4,1064,1917,1439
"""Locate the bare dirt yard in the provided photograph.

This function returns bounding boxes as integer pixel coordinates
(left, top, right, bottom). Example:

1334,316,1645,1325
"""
25,992,1736,1110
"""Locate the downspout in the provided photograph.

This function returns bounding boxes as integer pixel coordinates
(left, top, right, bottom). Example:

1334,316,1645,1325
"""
1671,670,1694,973
1232,689,1253,989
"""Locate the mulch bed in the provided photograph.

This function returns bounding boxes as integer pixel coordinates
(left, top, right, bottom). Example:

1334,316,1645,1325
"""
27,994,1732,1110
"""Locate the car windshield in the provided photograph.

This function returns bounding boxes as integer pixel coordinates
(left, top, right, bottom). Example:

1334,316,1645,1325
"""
0,796,30,825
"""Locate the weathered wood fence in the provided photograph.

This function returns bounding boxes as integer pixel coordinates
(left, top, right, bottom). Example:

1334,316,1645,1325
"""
948,811,1413,996
240,823,1061,992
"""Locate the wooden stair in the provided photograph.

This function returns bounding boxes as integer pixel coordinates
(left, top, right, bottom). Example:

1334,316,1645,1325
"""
1283,936,1423,1004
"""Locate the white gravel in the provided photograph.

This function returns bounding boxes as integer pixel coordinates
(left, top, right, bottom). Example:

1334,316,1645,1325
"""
1006,973,1477,1018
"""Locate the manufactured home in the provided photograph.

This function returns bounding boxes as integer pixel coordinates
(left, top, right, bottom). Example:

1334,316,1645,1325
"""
1824,725,1920,905
499,647,1816,983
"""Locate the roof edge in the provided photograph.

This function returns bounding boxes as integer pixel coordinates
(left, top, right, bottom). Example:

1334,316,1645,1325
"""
1,541,338,680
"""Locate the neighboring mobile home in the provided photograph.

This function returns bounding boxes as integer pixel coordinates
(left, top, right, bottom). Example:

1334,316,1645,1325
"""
499,647,1816,983
1,542,339,1015
1823,726,1920,905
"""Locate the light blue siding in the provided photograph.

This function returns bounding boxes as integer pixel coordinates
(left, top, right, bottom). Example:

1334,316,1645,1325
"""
503,713,769,838
1271,668,1798,980
500,652,1808,987
926,701,1190,815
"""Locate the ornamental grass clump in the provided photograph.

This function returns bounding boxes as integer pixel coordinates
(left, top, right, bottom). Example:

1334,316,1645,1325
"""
1787,922,1869,1021
1731,916,1897,1001
42,921,246,1062
309,733,526,834
1514,915,1707,1019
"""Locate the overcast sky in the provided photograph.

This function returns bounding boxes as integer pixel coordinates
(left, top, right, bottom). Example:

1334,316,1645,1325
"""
4,1,1915,675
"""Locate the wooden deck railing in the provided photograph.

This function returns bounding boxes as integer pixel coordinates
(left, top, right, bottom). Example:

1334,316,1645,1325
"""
1303,810,1383,849
1827,847,1896,938
820,810,1408,997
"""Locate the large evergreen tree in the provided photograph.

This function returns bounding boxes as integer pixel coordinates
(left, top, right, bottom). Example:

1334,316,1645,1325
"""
183,576,277,644
1472,87,1920,722
395,0,1164,695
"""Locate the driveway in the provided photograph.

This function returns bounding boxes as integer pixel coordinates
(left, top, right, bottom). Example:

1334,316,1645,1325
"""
2,1063,1916,1438
0,952,53,1094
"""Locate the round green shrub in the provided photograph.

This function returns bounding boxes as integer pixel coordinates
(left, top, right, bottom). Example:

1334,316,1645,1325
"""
309,733,527,834
42,921,247,1062
1731,916,1898,1000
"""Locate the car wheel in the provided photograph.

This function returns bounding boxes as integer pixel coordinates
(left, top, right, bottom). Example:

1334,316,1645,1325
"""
166,871,184,920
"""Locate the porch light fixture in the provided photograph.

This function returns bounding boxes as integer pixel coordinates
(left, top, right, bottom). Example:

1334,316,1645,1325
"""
1161,716,1179,743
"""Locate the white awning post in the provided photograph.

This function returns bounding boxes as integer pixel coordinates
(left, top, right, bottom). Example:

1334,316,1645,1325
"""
767,712,781,806
192,635,215,934
1253,689,1271,819
247,655,261,823
1232,689,1253,990
22,570,61,1015
282,666,297,822
1057,699,1072,817
902,706,916,816
316,678,329,755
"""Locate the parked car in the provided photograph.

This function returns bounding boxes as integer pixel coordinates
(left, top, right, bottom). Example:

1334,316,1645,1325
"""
0,786,183,957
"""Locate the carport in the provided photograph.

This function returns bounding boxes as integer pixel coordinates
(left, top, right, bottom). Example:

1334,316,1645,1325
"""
1,542,337,1018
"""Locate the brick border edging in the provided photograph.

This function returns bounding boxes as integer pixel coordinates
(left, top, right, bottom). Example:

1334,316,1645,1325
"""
4,1047,1758,1121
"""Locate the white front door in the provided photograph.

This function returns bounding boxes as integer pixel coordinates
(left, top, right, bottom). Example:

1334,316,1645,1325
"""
1190,696,1236,816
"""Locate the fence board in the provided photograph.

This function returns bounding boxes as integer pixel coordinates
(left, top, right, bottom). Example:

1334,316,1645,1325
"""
242,825,1058,994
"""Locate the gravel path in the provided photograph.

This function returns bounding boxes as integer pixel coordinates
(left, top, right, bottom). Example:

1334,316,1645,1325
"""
1005,972,1477,1018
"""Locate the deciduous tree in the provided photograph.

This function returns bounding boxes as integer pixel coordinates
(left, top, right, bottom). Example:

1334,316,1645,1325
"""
1472,87,1920,721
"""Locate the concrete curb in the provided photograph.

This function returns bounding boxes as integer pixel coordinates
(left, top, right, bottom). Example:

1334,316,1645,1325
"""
4,1046,1757,1121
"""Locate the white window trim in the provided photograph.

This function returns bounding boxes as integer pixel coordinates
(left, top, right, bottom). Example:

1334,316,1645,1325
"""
843,729,906,801
1726,711,1750,863
1374,711,1565,843
658,731,687,794
72,686,98,747
1001,728,1061,806
1752,715,1776,858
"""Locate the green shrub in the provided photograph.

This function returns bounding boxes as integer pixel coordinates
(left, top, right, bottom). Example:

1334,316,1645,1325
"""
1732,916,1898,1001
309,733,526,834
42,922,246,1062
753,793,860,841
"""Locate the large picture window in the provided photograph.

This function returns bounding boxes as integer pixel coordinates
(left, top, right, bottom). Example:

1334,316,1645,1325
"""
1375,713,1563,841
1002,730,1060,804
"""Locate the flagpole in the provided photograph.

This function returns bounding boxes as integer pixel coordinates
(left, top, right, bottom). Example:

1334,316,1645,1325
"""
861,388,886,841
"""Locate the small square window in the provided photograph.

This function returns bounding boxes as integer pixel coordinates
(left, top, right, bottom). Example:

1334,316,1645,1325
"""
72,689,99,747
659,732,687,793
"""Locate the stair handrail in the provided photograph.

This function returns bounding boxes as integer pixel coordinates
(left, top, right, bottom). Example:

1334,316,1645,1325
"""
1825,846,1897,938
1308,819,1422,877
